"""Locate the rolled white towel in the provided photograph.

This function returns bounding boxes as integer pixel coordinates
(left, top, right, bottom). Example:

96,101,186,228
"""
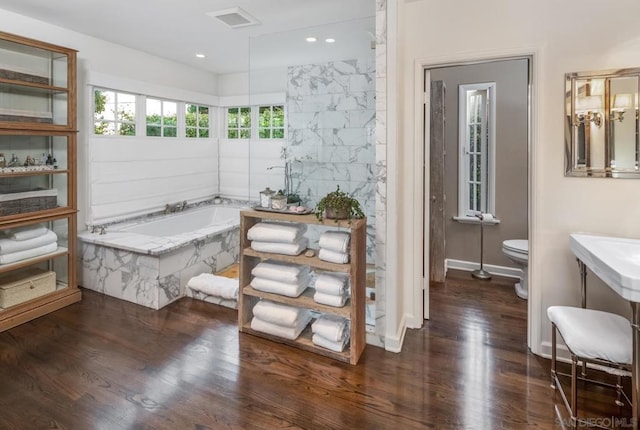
312,333,350,352
0,230,57,255
318,248,350,264
319,231,351,254
312,315,349,342
251,237,309,256
251,260,310,284
0,241,58,265
2,226,48,241
314,273,349,296
313,291,348,307
247,222,307,244
251,314,311,340
250,276,308,298
187,273,239,300
252,300,310,327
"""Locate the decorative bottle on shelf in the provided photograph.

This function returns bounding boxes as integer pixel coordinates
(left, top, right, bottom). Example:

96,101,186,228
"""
8,153,19,167
45,153,54,166
0,153,5,168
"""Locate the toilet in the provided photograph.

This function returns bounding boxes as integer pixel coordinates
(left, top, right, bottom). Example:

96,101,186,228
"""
502,239,529,299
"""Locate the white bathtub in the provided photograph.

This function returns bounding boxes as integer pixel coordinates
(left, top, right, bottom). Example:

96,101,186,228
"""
78,204,242,310
118,205,241,237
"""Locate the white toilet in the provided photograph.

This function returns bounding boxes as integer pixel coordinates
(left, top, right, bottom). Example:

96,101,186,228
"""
502,239,529,299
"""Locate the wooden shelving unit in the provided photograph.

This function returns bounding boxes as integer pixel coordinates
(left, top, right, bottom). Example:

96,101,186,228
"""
0,31,80,332
238,209,366,365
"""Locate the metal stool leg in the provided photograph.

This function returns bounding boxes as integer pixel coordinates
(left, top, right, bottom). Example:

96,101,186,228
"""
551,324,557,390
571,354,578,429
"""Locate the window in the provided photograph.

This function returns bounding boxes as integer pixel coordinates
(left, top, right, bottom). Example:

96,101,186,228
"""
93,89,136,135
227,107,251,139
146,98,177,137
186,104,210,138
458,82,496,218
258,105,285,139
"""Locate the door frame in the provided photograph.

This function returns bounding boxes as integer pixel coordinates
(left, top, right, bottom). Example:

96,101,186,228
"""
414,49,540,351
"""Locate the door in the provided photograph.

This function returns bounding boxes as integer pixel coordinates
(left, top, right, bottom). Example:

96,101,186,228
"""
429,80,446,285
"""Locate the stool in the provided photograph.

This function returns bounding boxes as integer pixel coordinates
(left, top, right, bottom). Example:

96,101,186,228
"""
548,306,632,428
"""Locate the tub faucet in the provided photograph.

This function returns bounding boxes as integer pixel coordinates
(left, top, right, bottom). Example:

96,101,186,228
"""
178,200,187,212
165,201,188,213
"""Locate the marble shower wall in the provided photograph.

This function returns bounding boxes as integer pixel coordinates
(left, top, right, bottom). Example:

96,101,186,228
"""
286,56,376,261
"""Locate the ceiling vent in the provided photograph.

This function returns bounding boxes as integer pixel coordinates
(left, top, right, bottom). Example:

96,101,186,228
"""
206,7,260,29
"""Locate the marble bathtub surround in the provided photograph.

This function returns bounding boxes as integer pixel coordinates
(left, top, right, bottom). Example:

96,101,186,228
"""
79,205,240,310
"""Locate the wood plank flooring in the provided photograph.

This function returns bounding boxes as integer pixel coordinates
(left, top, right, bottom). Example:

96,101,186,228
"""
0,270,632,429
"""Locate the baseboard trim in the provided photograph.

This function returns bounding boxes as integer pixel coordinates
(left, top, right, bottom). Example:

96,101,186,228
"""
384,314,407,353
445,258,522,279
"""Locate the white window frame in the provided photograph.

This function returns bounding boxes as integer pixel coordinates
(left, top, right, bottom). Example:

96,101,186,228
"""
257,105,286,140
146,97,178,138
93,88,137,136
456,82,497,222
226,106,252,139
185,103,211,138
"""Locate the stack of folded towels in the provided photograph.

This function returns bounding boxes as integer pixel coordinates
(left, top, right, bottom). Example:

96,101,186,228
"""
187,273,239,300
313,272,350,307
312,314,350,352
0,225,58,265
250,260,310,297
318,230,350,264
248,222,308,256
251,300,311,340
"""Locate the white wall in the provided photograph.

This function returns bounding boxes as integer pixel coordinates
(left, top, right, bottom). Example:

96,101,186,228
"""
0,8,219,230
396,0,640,355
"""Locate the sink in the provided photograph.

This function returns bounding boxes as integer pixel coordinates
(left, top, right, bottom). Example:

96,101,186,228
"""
570,233,640,302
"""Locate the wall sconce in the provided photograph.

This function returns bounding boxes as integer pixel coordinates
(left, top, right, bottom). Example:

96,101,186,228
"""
575,95,603,127
611,93,633,122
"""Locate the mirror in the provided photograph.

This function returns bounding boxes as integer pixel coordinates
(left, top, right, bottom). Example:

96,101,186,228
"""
565,68,640,178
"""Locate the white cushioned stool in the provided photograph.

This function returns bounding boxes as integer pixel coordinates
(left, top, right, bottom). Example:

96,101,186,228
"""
548,306,632,428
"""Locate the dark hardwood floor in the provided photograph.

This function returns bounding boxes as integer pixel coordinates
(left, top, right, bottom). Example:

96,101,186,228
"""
0,271,631,429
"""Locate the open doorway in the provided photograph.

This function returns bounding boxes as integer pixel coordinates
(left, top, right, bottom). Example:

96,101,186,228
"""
425,57,531,319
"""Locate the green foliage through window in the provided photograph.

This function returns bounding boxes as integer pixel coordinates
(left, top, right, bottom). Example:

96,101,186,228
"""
93,89,136,136
258,105,285,139
186,104,210,138
146,98,177,138
227,107,251,139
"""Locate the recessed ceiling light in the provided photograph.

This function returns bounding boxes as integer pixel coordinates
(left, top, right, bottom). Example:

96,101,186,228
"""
196,53,206,58
305,37,317,43
325,38,336,43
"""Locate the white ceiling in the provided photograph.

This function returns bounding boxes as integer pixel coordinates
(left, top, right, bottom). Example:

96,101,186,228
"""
0,0,376,75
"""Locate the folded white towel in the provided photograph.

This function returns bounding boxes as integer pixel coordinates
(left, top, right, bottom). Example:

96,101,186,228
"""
251,276,308,297
252,300,311,327
318,248,350,264
312,333,350,352
313,291,348,307
251,237,309,256
247,222,307,244
0,241,58,265
2,226,48,241
312,315,349,342
319,231,351,254
251,261,310,284
0,230,57,255
251,315,311,340
187,273,239,300
314,273,350,296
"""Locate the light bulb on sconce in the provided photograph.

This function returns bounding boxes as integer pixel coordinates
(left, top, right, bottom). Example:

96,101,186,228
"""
611,93,633,122
574,95,603,127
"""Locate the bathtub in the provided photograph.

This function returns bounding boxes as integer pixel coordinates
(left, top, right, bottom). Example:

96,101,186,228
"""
78,204,243,310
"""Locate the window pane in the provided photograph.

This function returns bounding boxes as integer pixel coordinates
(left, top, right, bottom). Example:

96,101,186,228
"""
240,108,251,128
228,129,238,139
198,129,209,138
240,129,251,139
198,114,209,128
164,127,177,137
259,106,271,128
118,123,135,136
273,106,284,127
469,125,475,152
273,128,284,139
146,99,161,124
186,127,197,138
228,108,238,128
198,106,209,115
469,184,475,210
147,125,161,136
259,129,271,139
186,111,197,127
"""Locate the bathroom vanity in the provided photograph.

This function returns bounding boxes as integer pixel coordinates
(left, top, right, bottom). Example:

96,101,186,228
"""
570,233,640,429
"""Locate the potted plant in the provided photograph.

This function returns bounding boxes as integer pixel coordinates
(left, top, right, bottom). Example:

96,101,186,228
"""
314,186,365,221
